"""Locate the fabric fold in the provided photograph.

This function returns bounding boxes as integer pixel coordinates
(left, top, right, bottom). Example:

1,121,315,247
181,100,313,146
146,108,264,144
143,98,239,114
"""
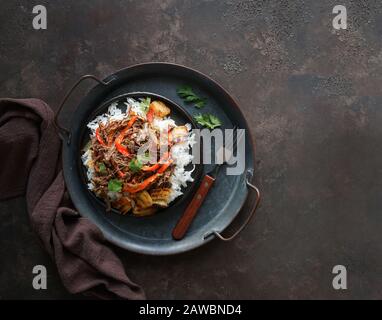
0,98,145,300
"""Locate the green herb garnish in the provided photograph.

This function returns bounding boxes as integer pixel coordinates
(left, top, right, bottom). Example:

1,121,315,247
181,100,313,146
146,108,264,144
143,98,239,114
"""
194,113,222,130
177,86,206,109
129,158,143,173
140,97,151,113
194,100,206,109
108,179,122,192
98,162,106,173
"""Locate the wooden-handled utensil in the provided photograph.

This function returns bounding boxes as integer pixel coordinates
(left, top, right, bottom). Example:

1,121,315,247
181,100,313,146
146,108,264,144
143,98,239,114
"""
172,127,242,240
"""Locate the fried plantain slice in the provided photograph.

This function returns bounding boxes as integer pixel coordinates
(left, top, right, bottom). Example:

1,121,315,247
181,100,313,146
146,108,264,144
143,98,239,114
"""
132,190,153,209
150,188,172,207
171,126,189,139
112,197,132,215
132,206,158,216
150,101,171,118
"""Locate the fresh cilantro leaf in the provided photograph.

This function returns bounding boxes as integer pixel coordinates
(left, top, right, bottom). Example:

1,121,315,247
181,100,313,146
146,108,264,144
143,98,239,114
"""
177,86,194,98
209,114,221,127
184,95,200,103
140,97,151,113
98,162,106,173
194,99,206,109
194,114,209,128
108,179,122,192
177,85,206,109
129,158,143,172
194,113,222,130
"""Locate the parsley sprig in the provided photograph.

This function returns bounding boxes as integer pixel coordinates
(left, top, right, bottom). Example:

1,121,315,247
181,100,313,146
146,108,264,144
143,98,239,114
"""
177,85,222,129
177,86,206,109
194,113,222,130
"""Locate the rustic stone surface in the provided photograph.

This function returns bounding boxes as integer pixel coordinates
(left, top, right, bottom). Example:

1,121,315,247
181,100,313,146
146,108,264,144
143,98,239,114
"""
1,0,382,299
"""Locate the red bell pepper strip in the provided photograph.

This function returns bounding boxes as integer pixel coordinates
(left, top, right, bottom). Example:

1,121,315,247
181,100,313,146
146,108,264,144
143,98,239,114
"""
123,173,160,194
141,152,170,172
141,162,160,172
146,105,155,123
115,135,131,156
123,159,173,194
96,127,107,146
114,116,138,157
117,170,126,178
127,115,138,128
158,159,173,174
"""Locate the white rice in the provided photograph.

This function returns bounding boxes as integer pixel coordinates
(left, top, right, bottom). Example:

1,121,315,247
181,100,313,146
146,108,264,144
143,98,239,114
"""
82,97,194,203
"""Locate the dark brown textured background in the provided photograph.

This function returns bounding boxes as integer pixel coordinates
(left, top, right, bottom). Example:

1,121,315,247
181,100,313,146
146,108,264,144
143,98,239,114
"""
1,0,382,299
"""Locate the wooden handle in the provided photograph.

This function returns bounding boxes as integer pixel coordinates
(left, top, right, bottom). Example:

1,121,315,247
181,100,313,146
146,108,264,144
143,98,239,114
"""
172,175,215,240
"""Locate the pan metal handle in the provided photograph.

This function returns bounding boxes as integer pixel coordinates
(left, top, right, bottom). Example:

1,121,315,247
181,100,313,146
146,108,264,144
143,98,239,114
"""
205,170,261,242
54,75,109,144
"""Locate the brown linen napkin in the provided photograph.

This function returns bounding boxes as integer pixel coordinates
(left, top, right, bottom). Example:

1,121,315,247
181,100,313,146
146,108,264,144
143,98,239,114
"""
0,98,145,300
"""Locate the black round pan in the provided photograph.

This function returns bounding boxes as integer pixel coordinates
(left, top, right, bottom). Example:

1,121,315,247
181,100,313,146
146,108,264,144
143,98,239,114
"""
56,63,260,255
81,92,203,215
